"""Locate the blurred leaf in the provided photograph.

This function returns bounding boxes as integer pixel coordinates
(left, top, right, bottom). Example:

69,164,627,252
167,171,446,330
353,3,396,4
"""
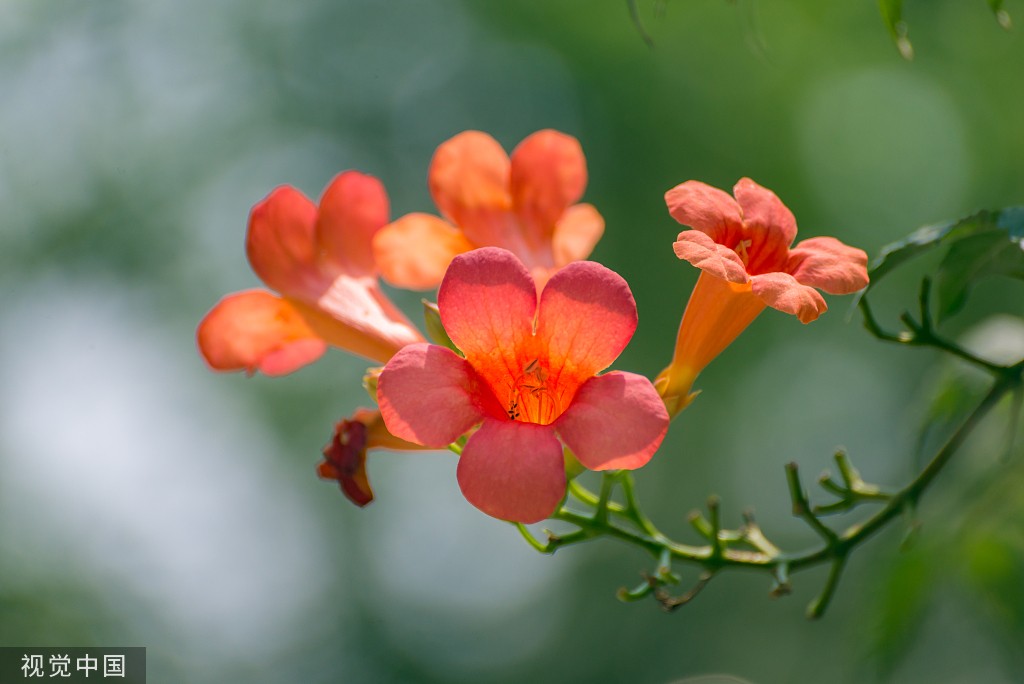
877,0,913,59
867,207,1024,294
913,367,985,461
988,0,1013,29
935,224,1024,322
964,532,1024,634
867,549,934,677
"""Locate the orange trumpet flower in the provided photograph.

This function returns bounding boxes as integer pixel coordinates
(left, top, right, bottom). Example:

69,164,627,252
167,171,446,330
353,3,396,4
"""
197,171,423,375
657,178,869,416
372,130,604,291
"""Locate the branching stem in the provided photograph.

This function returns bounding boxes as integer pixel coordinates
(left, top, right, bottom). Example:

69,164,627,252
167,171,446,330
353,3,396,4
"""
514,285,1024,617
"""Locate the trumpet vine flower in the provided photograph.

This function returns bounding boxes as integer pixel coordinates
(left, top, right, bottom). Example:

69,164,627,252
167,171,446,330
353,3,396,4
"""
377,247,668,523
197,172,424,375
372,130,604,291
657,178,869,415
318,408,423,507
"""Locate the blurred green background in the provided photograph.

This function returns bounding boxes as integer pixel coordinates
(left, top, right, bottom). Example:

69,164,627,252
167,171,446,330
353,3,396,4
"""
2,1,1023,682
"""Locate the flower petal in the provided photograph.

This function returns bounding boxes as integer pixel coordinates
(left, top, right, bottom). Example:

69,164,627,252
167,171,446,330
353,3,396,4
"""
373,213,475,289
665,180,744,243
438,247,538,387
536,260,638,388
556,372,668,471
732,177,796,273
750,272,828,323
673,230,750,283
316,171,389,278
429,130,512,247
196,290,327,376
552,203,604,268
510,129,587,237
788,236,869,295
246,185,319,296
456,419,565,523
378,343,498,447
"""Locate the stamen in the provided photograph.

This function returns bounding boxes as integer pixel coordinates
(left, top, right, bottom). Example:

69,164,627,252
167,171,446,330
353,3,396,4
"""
735,239,753,266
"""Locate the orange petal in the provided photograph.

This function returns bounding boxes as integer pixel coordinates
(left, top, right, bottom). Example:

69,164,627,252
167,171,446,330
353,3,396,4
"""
316,171,389,277
373,213,475,289
552,203,604,268
510,130,587,242
245,185,319,297
787,236,869,295
665,180,744,244
428,130,512,247
673,230,750,283
196,290,326,376
750,272,827,323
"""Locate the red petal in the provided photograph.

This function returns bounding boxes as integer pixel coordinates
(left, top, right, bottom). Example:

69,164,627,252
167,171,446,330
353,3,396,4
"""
510,130,587,239
665,180,744,244
732,178,797,274
316,171,389,278
428,131,511,247
535,260,637,390
750,272,827,323
673,231,750,283
437,247,538,391
456,419,565,523
196,290,326,375
245,185,319,297
788,237,869,295
377,343,498,447
556,372,668,471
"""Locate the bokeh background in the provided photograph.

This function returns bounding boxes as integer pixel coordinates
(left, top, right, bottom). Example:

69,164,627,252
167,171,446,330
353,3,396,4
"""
2,1,1023,682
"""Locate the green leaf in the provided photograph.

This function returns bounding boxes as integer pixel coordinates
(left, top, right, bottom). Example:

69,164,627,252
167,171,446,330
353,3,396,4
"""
935,225,1024,321
867,207,1024,304
877,0,913,59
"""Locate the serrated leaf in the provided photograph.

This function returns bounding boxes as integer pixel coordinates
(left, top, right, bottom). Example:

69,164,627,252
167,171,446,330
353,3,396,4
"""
867,207,1024,290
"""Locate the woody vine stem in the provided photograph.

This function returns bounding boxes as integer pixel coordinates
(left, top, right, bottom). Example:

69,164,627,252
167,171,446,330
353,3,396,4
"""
514,279,1024,618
